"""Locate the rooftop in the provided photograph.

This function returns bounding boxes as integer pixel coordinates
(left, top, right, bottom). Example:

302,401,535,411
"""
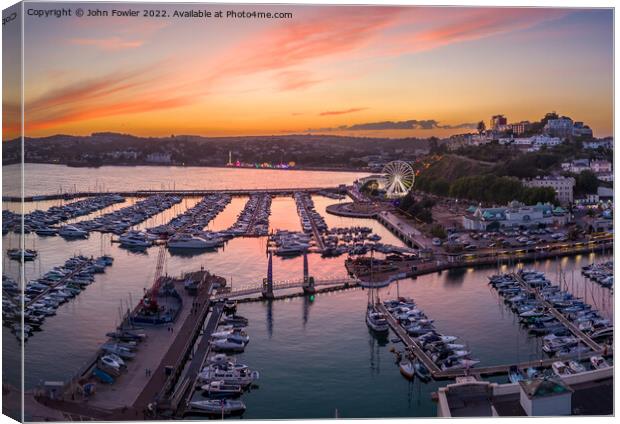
439,376,613,417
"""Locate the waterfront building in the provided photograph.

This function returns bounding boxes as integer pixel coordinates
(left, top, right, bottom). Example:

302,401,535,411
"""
462,201,569,231
522,176,575,204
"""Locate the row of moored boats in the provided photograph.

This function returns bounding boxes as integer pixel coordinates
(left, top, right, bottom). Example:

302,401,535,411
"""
489,270,613,352
2,194,125,235
226,194,271,237
367,297,478,380
63,194,183,236
582,261,613,289
2,255,114,341
189,301,258,416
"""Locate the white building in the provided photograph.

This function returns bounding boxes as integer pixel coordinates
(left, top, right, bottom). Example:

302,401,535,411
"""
544,118,573,138
532,135,562,148
462,202,569,231
590,160,612,174
522,176,575,204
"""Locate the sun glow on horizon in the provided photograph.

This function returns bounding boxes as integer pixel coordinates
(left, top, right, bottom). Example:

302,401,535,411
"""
2,5,613,141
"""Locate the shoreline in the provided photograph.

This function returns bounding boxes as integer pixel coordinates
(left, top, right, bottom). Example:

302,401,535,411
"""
3,161,372,174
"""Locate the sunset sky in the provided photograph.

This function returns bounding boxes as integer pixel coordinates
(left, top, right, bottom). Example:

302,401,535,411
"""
3,4,613,140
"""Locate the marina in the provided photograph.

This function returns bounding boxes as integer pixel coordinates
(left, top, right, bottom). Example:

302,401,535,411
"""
1,165,614,420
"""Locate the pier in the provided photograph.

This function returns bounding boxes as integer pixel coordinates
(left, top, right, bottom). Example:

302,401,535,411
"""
174,303,224,418
376,303,441,375
376,303,612,381
25,260,90,308
511,273,602,352
376,211,430,249
244,194,270,235
5,187,341,203
51,269,225,420
294,193,326,251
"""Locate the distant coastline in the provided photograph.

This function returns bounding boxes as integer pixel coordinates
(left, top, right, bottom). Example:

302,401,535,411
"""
8,161,371,174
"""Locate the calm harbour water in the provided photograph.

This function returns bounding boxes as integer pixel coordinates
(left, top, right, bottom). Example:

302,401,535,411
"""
1,165,614,419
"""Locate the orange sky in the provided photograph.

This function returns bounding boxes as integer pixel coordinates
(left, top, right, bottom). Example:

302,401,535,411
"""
2,5,613,140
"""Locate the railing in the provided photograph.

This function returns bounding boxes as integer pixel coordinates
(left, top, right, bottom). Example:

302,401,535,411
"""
212,276,358,299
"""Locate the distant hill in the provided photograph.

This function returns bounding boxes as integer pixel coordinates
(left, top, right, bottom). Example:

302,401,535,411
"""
2,132,432,169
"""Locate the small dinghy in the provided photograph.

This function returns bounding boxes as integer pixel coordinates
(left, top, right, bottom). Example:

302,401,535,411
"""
414,360,431,382
399,359,415,380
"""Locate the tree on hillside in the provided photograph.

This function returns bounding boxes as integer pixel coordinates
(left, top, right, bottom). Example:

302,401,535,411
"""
575,170,599,194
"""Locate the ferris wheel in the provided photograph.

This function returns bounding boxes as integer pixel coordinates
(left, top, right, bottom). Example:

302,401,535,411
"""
382,160,415,198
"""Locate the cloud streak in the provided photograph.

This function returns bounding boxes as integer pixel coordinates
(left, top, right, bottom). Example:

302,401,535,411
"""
385,8,568,55
320,107,368,116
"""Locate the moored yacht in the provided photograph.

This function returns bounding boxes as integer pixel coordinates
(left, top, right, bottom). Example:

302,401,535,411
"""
189,399,246,416
366,305,389,333
119,231,152,248
167,233,218,249
59,225,88,238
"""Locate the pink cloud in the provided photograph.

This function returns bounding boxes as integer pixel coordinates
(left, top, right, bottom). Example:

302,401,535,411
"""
202,8,403,85
386,8,568,55
320,107,368,116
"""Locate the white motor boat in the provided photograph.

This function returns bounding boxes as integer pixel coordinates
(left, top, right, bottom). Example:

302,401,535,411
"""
212,329,250,345
100,355,123,371
189,399,246,415
59,225,88,238
197,367,259,387
119,231,152,248
168,234,218,249
103,352,126,368
200,380,244,397
101,343,136,359
210,337,246,352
